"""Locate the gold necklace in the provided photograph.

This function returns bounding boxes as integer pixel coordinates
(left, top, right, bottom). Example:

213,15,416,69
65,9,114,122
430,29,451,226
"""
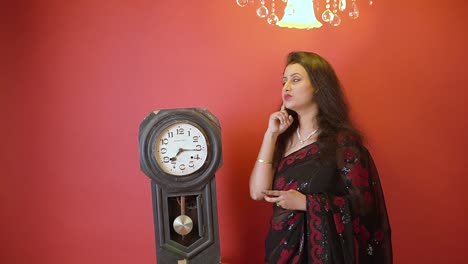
296,127,319,144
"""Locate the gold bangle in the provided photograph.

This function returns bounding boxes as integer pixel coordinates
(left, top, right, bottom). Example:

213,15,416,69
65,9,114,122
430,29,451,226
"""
257,159,272,164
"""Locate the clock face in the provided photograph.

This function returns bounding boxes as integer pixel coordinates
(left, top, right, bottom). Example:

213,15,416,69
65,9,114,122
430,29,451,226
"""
154,122,208,176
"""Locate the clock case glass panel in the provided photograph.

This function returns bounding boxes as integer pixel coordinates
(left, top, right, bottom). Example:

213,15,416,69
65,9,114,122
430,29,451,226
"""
152,179,220,262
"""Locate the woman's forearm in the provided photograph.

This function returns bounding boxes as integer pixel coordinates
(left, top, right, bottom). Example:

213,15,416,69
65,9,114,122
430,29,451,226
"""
249,131,278,200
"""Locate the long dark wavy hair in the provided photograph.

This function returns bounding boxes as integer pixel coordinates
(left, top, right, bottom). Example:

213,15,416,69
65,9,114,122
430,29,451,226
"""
273,51,364,166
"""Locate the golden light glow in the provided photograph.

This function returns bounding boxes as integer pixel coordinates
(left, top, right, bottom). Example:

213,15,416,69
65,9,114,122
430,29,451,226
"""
277,0,322,29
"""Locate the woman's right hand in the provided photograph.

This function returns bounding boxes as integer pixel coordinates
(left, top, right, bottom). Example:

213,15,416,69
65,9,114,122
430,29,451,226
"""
267,104,293,136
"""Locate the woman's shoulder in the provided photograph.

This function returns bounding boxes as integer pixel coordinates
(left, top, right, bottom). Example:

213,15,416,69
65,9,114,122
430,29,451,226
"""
336,130,363,147
334,130,376,167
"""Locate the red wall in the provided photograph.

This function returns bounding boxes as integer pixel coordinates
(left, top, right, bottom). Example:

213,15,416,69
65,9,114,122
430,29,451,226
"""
2,0,468,263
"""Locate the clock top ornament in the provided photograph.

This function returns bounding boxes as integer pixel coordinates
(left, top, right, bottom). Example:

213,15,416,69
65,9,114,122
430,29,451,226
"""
139,108,223,191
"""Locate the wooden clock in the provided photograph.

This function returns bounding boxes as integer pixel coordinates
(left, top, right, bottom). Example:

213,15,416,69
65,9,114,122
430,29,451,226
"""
139,108,222,264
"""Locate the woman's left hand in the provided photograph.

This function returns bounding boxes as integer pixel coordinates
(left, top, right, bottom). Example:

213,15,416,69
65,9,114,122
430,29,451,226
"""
262,189,307,211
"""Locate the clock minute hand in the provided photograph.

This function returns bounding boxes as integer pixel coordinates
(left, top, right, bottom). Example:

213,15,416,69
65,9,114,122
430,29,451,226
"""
181,148,201,151
170,147,201,161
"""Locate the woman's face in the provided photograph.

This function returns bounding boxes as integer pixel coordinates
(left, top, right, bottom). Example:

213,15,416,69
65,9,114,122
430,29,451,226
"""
282,63,316,111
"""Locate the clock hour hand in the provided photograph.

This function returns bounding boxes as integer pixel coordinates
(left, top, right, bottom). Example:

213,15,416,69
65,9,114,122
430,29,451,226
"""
170,148,184,161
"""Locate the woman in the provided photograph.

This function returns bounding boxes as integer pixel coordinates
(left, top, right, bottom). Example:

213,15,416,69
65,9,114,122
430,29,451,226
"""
249,51,392,263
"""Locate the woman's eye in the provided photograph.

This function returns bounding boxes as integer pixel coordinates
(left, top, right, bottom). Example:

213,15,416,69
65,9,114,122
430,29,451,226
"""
293,78,300,82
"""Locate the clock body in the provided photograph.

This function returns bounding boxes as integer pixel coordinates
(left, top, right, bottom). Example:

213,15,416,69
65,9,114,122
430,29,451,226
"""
139,108,222,263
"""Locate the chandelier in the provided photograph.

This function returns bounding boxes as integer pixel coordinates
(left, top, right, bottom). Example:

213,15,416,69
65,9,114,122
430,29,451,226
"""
235,0,374,29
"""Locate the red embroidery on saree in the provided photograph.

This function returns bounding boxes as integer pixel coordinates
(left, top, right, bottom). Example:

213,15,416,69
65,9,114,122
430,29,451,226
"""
291,254,301,264
295,148,308,160
373,229,384,241
288,212,301,225
308,196,324,264
284,181,298,191
333,213,345,234
278,143,319,171
271,219,284,231
278,249,293,264
275,176,285,189
343,147,356,161
353,217,360,234
333,196,346,208
346,163,369,187
360,225,370,242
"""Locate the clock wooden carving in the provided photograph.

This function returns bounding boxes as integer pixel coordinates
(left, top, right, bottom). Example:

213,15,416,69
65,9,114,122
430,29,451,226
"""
139,108,222,264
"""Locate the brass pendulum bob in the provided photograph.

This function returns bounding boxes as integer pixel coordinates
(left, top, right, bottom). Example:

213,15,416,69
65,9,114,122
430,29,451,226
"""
173,196,193,237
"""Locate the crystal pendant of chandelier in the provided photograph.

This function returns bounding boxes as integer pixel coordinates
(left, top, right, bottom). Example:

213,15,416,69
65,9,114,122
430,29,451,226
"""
236,0,373,29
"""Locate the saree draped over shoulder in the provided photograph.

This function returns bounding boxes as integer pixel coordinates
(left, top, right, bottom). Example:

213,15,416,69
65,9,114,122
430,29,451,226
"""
265,135,392,264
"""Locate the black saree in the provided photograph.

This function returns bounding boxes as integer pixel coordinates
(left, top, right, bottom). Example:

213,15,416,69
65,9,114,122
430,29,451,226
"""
264,135,392,264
